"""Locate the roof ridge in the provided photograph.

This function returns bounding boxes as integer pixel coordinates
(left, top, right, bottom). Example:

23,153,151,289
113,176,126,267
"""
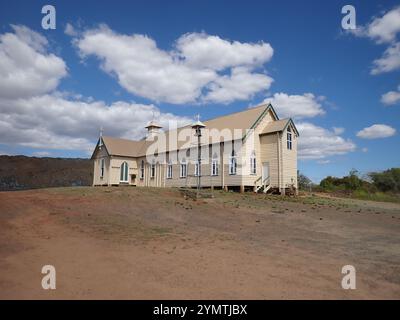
203,103,268,123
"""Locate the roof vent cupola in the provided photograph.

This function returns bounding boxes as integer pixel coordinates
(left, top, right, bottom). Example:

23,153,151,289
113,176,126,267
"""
145,120,162,139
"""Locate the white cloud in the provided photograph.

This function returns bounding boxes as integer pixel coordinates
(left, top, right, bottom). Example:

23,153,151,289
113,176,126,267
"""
263,93,325,119
381,85,400,105
203,67,273,104
176,32,273,70
350,7,400,75
0,25,67,99
0,25,191,152
371,42,400,74
0,94,191,152
356,124,396,139
297,122,356,160
361,147,368,153
317,159,330,165
353,7,400,44
64,23,78,37
74,25,274,104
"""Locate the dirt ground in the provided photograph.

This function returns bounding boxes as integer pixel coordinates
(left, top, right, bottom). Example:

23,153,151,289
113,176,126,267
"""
0,187,399,299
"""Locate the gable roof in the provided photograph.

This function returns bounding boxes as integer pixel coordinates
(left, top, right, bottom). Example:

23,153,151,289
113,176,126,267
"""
259,118,299,136
91,103,285,159
203,103,276,132
91,136,152,159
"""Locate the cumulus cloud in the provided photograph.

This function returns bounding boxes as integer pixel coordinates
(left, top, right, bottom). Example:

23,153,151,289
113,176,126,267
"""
203,67,273,104
0,25,191,152
297,122,356,160
263,92,325,119
352,6,400,44
0,25,67,99
176,32,273,70
73,26,273,104
371,42,400,74
0,94,191,152
381,85,400,105
356,124,396,139
350,7,400,75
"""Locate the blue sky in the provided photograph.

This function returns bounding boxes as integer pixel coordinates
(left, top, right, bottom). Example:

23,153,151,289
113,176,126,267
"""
0,0,399,182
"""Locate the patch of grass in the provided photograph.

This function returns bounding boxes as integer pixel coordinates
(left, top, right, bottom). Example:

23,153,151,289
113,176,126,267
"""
60,211,173,243
351,190,400,203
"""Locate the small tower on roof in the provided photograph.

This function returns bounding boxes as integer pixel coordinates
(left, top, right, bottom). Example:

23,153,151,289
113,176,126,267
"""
145,119,162,139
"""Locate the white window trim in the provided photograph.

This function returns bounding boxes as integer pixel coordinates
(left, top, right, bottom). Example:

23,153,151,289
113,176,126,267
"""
167,161,173,179
250,151,256,175
229,152,237,175
180,159,187,178
120,162,129,183
211,160,218,176
140,160,144,180
287,127,292,150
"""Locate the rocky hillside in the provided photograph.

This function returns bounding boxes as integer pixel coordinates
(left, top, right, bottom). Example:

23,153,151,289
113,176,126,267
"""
0,155,93,191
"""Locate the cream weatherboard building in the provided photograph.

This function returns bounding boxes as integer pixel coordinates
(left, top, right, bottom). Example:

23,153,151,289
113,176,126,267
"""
91,104,299,194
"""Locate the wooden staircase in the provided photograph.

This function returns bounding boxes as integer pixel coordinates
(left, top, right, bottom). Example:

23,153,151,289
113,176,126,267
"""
254,176,271,193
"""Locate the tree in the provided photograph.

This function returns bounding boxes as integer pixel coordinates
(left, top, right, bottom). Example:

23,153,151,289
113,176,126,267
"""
369,168,400,193
298,172,312,190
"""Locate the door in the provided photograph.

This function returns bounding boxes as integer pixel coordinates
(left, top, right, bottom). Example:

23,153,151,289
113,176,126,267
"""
262,162,269,182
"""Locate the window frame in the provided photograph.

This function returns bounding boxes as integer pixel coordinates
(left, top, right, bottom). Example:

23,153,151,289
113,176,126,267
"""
120,161,129,183
140,160,144,180
229,150,237,175
211,153,219,176
180,158,187,178
287,126,292,150
167,160,173,179
250,150,256,175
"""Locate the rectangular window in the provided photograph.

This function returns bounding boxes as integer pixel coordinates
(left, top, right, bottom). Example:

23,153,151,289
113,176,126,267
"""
287,131,292,150
167,163,172,179
100,158,105,178
140,161,144,179
211,159,219,176
250,155,256,175
180,163,187,178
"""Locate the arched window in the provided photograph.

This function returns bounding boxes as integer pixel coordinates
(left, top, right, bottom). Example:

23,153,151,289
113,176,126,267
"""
250,150,256,175
140,160,144,179
229,150,237,175
167,159,173,179
287,126,292,150
211,152,219,176
120,162,129,182
180,158,187,178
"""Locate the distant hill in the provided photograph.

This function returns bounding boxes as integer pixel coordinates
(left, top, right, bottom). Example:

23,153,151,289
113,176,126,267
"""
0,155,93,191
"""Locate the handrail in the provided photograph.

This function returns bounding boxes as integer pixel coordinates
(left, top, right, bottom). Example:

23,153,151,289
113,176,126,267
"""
254,176,262,185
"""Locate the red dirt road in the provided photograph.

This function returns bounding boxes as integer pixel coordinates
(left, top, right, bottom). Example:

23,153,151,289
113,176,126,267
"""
0,187,399,299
